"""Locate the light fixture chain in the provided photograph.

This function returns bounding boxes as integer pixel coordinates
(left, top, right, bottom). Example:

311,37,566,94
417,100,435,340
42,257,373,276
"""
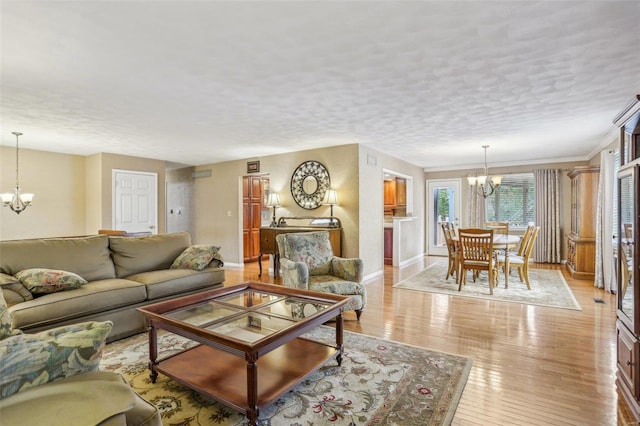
15,132,20,188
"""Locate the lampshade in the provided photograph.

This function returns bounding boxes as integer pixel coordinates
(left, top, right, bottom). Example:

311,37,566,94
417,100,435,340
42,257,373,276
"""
265,193,281,207
323,189,339,206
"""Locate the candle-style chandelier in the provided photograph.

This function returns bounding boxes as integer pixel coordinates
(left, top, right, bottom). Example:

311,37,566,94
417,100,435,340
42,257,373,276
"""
1,132,34,214
466,145,502,198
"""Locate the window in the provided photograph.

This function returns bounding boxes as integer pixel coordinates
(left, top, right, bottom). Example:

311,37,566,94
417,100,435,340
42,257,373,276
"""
486,173,535,228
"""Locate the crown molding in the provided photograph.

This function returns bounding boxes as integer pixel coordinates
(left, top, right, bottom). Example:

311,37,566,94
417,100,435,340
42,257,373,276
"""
612,94,640,127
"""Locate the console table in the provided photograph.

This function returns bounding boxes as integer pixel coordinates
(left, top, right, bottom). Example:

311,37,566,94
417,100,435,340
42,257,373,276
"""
258,217,342,277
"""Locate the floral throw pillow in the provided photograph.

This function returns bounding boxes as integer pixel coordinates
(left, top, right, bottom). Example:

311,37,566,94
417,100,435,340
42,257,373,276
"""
0,320,113,398
171,245,221,271
15,268,88,295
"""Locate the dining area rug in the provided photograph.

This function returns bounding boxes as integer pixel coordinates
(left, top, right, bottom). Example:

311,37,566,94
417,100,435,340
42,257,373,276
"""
100,326,472,425
393,261,582,310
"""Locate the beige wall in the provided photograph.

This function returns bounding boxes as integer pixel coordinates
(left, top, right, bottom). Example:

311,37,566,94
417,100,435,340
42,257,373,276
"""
0,148,167,240
358,146,426,272
0,147,86,240
192,144,361,265
97,153,167,233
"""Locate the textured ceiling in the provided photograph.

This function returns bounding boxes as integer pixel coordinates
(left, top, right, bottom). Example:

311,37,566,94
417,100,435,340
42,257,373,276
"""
1,1,639,170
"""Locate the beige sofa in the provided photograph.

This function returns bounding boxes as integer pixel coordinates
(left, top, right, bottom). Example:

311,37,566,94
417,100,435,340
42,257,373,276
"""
0,232,225,341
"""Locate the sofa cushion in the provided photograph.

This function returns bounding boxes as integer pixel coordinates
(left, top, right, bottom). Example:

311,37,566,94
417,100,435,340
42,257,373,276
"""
16,268,88,295
109,232,192,277
126,267,225,300
0,235,116,282
0,320,112,398
8,279,147,331
170,245,221,271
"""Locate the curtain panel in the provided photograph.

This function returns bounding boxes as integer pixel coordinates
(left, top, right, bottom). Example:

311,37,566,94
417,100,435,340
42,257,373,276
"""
466,183,486,228
594,150,616,291
534,169,562,263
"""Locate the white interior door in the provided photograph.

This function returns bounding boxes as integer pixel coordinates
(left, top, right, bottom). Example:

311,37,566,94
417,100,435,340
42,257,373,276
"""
427,179,461,256
113,170,158,234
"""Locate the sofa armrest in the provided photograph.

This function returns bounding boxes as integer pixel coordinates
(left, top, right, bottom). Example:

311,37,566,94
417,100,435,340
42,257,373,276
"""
0,273,33,305
331,257,364,283
0,321,113,399
279,258,310,290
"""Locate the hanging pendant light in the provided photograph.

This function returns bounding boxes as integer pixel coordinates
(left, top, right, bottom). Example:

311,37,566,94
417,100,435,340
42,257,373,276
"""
467,145,502,198
1,132,34,214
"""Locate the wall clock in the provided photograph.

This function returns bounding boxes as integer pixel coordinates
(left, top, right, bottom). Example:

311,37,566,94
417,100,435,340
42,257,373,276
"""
290,160,331,209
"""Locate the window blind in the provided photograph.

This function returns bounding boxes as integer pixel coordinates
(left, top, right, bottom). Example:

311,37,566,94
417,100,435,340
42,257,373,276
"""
486,173,535,227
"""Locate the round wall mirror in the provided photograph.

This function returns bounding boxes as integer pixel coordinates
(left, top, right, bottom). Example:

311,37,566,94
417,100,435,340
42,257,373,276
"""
290,160,330,209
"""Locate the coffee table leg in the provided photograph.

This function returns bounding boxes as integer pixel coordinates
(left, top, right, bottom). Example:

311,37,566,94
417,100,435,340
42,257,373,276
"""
258,253,263,277
246,355,259,425
336,311,344,366
148,323,158,383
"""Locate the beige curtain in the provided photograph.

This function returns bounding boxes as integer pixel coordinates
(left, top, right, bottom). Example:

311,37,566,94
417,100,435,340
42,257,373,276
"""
594,150,616,291
534,169,562,263
466,183,486,228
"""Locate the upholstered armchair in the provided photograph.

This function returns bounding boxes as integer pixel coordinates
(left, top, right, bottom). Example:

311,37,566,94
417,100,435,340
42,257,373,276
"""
276,231,366,320
0,291,161,426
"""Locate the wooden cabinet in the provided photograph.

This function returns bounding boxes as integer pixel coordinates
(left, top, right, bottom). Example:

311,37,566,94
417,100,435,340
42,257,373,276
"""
615,94,640,421
384,180,396,206
243,176,268,262
384,178,407,208
384,227,393,265
566,166,599,280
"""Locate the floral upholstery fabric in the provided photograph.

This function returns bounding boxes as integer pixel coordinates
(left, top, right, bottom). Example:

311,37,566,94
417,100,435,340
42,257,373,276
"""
0,291,21,340
15,268,87,295
278,231,333,275
170,245,221,271
276,231,366,315
0,320,113,399
278,258,309,290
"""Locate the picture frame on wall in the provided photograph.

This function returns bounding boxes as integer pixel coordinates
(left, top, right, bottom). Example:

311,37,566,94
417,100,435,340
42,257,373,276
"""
247,161,260,173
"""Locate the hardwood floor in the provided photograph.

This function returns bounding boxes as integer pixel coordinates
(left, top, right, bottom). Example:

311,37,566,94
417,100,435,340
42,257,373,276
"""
224,257,636,425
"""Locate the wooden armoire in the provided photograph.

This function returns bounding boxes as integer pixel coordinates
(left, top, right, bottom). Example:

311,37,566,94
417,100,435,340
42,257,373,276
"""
566,166,599,280
242,175,269,262
615,94,640,420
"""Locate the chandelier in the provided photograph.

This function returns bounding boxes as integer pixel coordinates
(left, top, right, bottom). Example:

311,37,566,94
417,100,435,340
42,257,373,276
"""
1,132,34,214
467,145,502,198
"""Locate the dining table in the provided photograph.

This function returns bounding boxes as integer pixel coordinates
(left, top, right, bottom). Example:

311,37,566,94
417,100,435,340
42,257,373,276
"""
452,234,521,288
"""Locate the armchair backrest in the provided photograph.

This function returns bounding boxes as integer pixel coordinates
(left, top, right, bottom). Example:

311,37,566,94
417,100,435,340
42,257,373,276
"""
276,231,334,275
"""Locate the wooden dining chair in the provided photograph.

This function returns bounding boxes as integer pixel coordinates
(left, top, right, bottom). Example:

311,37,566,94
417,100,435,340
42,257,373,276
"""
510,224,535,256
441,222,459,283
457,228,498,295
496,226,540,289
484,221,509,236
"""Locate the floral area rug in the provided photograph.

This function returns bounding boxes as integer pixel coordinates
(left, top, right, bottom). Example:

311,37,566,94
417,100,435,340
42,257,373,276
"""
394,261,582,310
100,327,471,425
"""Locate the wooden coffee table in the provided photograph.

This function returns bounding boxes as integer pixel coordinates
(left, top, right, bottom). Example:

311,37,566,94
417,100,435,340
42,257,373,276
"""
137,282,350,425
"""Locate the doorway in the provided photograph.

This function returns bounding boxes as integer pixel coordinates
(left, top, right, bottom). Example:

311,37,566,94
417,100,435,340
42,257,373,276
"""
242,175,269,263
112,170,158,234
427,179,461,256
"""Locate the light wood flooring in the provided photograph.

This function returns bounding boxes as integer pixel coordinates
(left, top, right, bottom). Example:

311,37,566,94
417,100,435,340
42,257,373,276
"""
225,256,636,425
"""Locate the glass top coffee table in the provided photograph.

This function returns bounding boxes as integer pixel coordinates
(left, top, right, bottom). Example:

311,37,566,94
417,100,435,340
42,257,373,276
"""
137,281,350,426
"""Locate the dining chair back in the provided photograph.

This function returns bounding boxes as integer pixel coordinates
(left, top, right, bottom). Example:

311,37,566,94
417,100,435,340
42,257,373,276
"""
457,228,497,295
484,221,509,236
496,226,540,289
516,225,536,256
441,222,459,282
